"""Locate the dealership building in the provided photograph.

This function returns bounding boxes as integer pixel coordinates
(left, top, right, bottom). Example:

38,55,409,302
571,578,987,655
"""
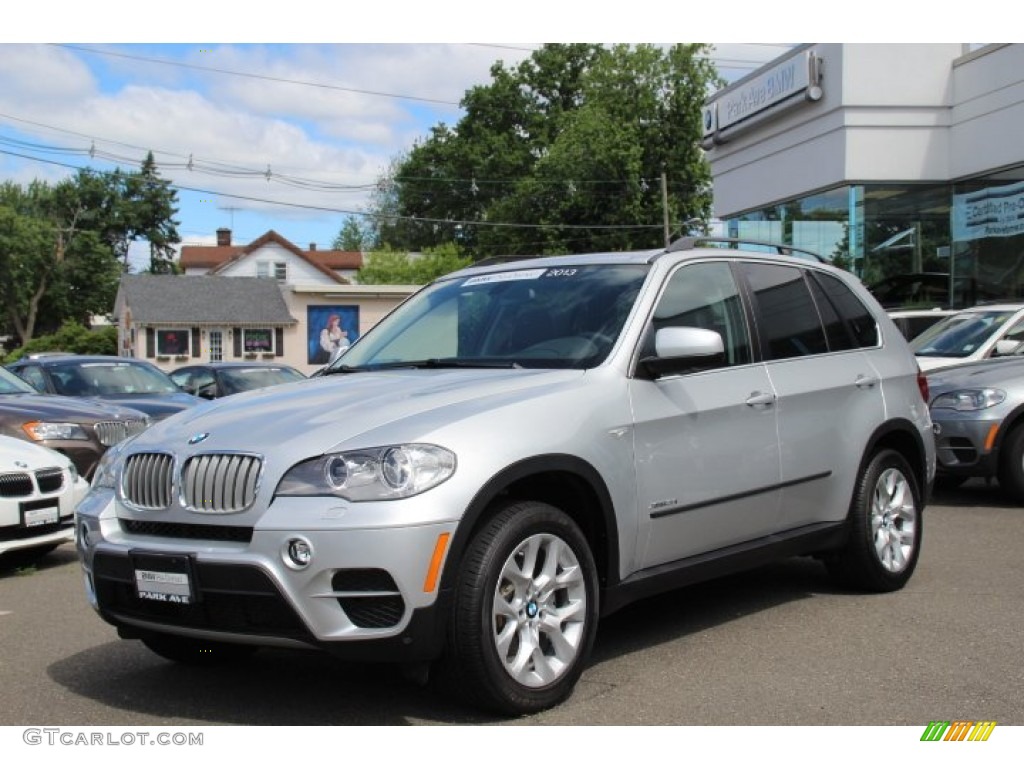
702,43,1024,307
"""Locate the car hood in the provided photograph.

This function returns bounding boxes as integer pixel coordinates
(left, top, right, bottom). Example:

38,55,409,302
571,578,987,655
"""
0,435,73,470
926,356,1024,395
0,393,148,423
79,392,201,421
135,368,585,455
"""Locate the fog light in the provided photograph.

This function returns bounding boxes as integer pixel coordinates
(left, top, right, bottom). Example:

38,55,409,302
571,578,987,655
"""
284,538,313,569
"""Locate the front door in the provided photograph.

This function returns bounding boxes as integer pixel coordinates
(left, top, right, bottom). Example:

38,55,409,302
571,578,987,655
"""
630,261,782,569
208,329,225,362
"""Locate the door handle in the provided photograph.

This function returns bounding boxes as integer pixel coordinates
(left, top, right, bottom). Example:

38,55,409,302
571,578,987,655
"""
855,375,879,389
745,391,776,407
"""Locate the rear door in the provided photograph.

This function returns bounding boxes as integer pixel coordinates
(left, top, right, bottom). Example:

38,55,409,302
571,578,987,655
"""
738,262,886,529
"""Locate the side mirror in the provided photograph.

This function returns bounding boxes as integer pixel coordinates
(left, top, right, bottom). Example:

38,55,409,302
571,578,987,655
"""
639,327,725,378
994,339,1022,357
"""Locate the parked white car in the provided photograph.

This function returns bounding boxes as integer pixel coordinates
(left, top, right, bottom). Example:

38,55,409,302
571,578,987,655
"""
886,308,957,341
910,304,1024,371
0,435,89,562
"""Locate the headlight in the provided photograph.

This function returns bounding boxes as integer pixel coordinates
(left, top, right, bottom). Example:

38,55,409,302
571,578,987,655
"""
22,421,89,441
277,444,456,501
931,388,1006,411
92,441,127,489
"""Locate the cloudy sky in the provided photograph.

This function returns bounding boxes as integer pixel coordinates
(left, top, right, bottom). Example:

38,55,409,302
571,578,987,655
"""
2,4,969,267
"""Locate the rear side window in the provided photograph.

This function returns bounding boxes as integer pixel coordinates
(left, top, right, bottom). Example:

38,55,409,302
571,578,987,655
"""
739,263,827,360
813,272,879,348
14,365,47,392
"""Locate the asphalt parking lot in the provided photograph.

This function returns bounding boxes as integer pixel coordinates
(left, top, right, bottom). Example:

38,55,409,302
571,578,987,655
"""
1,480,1022,727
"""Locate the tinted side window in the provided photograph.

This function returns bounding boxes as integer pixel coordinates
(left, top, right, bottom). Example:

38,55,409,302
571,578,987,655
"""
739,263,827,360
808,275,856,352
647,261,752,367
16,365,48,392
814,272,879,348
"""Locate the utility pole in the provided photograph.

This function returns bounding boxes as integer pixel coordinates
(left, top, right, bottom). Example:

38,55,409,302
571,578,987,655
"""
661,171,670,248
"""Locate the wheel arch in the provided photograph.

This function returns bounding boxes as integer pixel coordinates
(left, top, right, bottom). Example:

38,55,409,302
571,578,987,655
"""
988,402,1024,457
858,418,930,504
439,454,620,594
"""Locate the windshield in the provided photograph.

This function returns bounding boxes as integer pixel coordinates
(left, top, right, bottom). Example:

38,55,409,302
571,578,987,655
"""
48,361,181,396
332,264,650,371
219,367,305,395
0,367,38,395
909,310,1013,358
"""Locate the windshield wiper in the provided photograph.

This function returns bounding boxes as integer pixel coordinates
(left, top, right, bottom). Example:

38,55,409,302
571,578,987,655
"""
325,359,520,374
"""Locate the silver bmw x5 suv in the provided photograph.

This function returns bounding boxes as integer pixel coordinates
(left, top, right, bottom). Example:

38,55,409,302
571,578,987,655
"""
76,242,935,714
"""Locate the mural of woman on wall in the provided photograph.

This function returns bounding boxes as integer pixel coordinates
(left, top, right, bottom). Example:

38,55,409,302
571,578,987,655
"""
308,306,359,364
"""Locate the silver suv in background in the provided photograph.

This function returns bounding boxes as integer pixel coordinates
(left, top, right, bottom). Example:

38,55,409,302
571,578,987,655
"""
75,243,935,714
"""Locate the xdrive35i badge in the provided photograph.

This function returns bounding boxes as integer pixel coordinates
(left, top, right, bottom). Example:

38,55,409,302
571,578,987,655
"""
187,432,210,445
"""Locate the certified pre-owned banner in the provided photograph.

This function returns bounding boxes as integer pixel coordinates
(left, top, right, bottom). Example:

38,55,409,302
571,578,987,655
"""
953,180,1024,242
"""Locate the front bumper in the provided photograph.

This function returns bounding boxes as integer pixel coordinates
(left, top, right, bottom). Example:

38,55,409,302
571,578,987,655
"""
0,475,87,557
76,491,458,661
931,414,1002,478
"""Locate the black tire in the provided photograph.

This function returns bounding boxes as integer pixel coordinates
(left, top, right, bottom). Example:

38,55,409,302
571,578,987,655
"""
438,500,600,715
140,633,258,666
997,426,1024,502
826,449,922,592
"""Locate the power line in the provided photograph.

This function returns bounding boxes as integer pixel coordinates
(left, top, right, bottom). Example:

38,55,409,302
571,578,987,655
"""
0,118,698,193
52,44,463,107
0,148,664,233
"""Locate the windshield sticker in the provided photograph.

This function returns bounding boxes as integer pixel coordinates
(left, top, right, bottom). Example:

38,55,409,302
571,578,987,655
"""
463,268,547,286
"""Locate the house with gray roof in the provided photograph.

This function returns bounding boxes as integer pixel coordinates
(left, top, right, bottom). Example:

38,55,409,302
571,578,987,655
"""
113,275,298,372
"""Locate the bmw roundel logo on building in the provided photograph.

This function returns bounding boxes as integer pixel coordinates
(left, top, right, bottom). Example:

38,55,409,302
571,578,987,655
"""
702,104,717,136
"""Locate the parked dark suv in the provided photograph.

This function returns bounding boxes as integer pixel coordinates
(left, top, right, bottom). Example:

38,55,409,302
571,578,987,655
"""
7,355,200,421
0,366,148,479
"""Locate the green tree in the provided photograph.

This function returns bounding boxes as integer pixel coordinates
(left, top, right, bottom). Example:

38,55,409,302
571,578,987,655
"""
0,158,178,345
0,180,121,345
4,321,117,364
357,243,471,285
134,152,181,274
372,44,720,257
332,215,367,251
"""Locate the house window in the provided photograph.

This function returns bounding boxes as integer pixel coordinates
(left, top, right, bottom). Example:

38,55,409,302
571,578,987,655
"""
156,329,189,357
256,261,287,281
242,328,274,355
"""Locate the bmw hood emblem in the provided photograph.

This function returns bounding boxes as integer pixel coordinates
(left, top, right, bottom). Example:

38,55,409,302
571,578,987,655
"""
188,432,210,445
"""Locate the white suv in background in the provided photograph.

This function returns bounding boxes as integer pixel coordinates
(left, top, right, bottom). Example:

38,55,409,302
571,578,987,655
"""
911,303,1024,371
75,241,935,714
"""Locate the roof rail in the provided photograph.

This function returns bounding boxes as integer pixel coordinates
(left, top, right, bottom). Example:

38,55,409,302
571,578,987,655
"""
667,236,828,263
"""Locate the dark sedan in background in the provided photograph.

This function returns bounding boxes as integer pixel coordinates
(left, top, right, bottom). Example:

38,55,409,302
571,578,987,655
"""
7,355,201,421
169,362,305,399
0,366,148,479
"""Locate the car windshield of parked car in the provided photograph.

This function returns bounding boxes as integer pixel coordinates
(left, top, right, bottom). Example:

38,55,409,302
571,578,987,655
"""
219,367,305,395
909,310,1014,358
0,367,38,395
47,362,181,396
331,264,650,371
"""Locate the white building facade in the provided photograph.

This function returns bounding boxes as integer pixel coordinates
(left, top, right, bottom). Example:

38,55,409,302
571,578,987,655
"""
703,43,1024,306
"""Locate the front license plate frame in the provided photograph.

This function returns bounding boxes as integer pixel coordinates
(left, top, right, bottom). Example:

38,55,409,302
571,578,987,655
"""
131,551,196,605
